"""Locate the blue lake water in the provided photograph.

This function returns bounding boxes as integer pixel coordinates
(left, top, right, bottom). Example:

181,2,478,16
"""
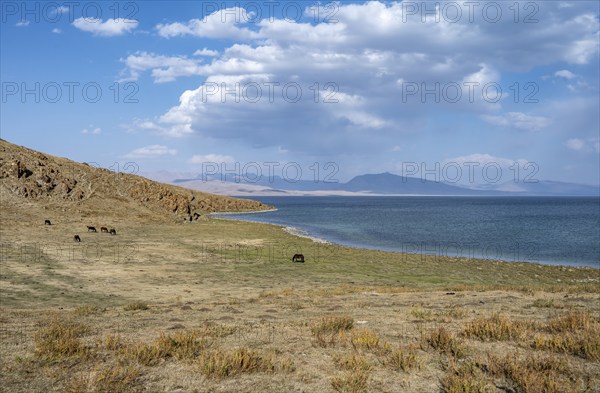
220,196,600,268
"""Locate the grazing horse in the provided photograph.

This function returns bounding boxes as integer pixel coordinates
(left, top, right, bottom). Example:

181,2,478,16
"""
100,227,109,233
109,228,117,235
87,226,97,233
73,235,81,242
44,220,52,225
292,254,305,263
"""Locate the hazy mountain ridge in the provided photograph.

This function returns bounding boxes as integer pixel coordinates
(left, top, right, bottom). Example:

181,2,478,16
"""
164,171,599,196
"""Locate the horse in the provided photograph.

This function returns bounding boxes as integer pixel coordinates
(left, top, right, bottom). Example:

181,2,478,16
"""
292,254,305,263
100,227,109,233
87,226,97,232
44,219,52,225
73,235,81,242
109,228,117,235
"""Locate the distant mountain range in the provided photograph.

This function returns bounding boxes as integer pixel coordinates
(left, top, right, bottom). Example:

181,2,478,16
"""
142,171,599,197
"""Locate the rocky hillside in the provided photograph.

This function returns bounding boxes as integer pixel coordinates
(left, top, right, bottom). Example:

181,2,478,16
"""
0,139,271,222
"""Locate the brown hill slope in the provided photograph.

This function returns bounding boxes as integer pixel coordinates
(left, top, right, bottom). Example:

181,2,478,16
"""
0,139,270,223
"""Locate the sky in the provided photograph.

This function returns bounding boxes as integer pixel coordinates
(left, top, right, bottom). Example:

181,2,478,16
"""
1,0,599,187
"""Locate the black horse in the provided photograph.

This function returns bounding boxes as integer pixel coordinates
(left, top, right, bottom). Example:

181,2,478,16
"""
87,226,97,233
44,219,52,225
109,228,117,235
292,254,305,263
73,235,81,242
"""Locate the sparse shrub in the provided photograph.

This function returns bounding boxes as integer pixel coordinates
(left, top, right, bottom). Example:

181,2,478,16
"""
123,330,211,365
334,353,371,372
441,360,494,393
529,299,560,309
350,328,381,351
73,304,102,316
486,353,576,393
104,334,125,351
123,301,149,311
331,370,369,393
463,313,530,341
410,306,433,320
424,327,467,358
546,310,593,333
198,348,275,378
311,315,354,335
385,346,420,372
35,318,90,360
311,315,354,347
67,364,142,393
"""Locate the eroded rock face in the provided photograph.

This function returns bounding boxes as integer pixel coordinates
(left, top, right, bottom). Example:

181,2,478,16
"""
0,139,271,219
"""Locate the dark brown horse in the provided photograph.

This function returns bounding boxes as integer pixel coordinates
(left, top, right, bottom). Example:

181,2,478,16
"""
100,227,109,233
109,228,117,235
292,254,305,263
44,219,52,225
73,235,81,242
87,226,97,233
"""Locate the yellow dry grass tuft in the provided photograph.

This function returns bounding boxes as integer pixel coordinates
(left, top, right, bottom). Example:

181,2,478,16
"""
463,313,531,341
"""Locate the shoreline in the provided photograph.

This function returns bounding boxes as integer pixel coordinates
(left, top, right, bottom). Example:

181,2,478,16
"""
212,210,599,270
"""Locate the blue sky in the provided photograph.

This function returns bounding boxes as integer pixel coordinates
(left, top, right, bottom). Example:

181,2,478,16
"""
1,1,599,186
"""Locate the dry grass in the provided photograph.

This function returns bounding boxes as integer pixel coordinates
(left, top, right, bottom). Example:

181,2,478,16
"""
197,347,278,378
486,353,577,393
34,318,90,360
349,328,384,352
122,330,211,366
463,313,531,341
311,315,355,347
331,370,370,393
66,364,142,393
440,360,494,393
333,353,372,372
123,301,149,311
424,326,468,359
385,345,421,372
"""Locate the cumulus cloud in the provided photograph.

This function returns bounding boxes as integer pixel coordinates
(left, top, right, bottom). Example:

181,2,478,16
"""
482,112,550,132
555,70,577,79
125,145,177,158
16,20,30,27
156,7,259,39
194,48,219,57
73,18,138,36
127,1,597,155
120,52,203,83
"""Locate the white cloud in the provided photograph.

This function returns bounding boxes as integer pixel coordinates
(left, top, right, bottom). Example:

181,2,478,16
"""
73,18,138,37
566,138,585,151
445,153,529,168
81,126,102,135
189,154,235,164
120,52,203,83
125,145,177,158
482,112,550,132
194,48,219,57
565,138,600,153
51,28,62,34
554,70,576,79
156,7,259,39
127,1,597,156
16,20,30,27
